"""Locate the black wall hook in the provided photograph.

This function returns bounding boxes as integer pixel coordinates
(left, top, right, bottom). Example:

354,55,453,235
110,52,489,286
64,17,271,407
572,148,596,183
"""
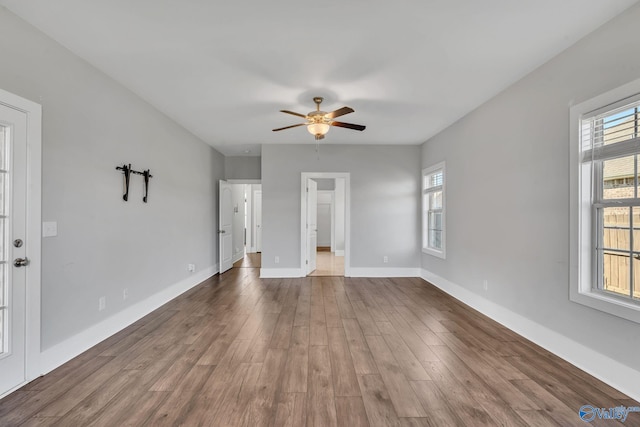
115,163,132,201
139,169,153,203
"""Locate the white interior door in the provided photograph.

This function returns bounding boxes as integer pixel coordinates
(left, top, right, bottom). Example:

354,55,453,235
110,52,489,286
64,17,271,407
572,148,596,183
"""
254,190,262,252
219,180,233,274
0,103,28,395
306,179,317,275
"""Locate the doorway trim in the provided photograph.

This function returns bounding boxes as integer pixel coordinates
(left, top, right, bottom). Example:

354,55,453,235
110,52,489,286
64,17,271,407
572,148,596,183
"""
300,172,350,277
0,88,42,397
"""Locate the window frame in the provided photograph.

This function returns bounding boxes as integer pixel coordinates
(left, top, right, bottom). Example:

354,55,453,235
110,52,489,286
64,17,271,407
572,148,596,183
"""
422,161,446,259
570,77,640,324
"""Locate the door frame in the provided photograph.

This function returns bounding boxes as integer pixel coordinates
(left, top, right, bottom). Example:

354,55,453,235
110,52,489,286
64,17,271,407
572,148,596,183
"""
0,88,42,396
300,172,350,276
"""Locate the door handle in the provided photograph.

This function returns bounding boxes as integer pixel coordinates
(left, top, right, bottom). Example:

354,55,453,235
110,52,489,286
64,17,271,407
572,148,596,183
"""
14,257,29,267
218,230,226,234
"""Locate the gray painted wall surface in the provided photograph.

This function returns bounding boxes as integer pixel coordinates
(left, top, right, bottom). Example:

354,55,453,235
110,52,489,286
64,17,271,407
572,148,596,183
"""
421,5,640,370
262,144,420,270
0,9,224,350
225,156,261,180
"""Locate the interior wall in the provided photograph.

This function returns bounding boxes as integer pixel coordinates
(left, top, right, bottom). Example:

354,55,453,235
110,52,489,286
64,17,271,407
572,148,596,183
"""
261,144,420,271
225,156,261,180
421,5,640,372
0,8,224,350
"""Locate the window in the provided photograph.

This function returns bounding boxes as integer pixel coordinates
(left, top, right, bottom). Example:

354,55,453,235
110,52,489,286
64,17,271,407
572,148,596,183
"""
571,78,640,323
423,162,445,258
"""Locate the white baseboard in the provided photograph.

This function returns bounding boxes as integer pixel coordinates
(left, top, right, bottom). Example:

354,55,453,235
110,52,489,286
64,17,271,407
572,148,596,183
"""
232,251,244,264
260,268,304,278
39,265,218,376
421,268,640,402
335,250,345,256
347,267,421,278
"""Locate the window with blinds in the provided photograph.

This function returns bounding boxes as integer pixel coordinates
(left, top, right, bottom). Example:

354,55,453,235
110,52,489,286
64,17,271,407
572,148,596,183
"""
580,96,640,302
422,162,445,259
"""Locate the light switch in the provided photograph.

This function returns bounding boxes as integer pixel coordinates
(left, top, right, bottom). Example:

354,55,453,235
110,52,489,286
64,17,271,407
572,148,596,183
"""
43,221,58,237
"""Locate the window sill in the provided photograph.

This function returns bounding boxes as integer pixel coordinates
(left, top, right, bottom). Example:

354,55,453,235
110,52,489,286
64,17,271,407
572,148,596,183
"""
422,247,446,259
570,286,640,325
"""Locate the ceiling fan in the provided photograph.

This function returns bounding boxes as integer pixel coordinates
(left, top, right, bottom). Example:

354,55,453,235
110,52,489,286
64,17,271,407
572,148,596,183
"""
272,97,366,140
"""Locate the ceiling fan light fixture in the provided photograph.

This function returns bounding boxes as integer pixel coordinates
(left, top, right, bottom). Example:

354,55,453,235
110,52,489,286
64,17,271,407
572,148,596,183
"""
307,122,330,138
273,96,364,140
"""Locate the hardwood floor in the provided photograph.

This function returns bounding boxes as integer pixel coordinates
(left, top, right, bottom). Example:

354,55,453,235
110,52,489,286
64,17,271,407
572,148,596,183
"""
1,267,638,426
232,252,261,269
309,252,344,277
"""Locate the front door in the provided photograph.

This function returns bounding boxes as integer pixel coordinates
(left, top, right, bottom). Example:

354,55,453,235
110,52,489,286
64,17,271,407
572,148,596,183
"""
219,180,234,274
0,103,28,395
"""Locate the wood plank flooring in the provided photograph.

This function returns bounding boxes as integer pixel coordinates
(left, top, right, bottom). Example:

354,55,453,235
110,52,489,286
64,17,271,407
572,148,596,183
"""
1,266,638,426
309,252,344,277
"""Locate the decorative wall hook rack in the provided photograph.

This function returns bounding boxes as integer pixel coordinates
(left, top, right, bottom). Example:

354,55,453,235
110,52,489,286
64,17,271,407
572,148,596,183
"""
116,164,153,203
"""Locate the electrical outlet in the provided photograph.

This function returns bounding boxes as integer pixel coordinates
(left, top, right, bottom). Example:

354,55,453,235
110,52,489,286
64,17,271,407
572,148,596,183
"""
383,256,388,263
98,296,106,311
187,263,196,272
123,288,128,300
42,221,58,237
483,280,488,291
275,256,280,264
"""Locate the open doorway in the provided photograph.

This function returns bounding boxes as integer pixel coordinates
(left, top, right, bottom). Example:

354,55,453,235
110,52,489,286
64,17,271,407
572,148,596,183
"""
234,183,262,269
219,180,262,273
301,173,350,277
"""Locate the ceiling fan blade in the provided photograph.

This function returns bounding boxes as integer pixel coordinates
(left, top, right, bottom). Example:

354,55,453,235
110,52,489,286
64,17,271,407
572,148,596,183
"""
272,123,307,132
325,106,354,119
330,121,366,131
280,110,307,119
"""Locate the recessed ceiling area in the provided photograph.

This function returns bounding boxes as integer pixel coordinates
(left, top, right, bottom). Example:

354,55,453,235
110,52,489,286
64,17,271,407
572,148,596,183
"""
0,0,637,156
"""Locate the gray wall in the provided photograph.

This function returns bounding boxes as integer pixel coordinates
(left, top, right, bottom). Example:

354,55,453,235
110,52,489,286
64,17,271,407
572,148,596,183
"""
0,8,224,350
421,5,640,370
262,144,420,270
225,156,261,180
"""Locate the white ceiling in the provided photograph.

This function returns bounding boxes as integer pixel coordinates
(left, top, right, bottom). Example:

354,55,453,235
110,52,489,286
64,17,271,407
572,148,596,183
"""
1,0,637,156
